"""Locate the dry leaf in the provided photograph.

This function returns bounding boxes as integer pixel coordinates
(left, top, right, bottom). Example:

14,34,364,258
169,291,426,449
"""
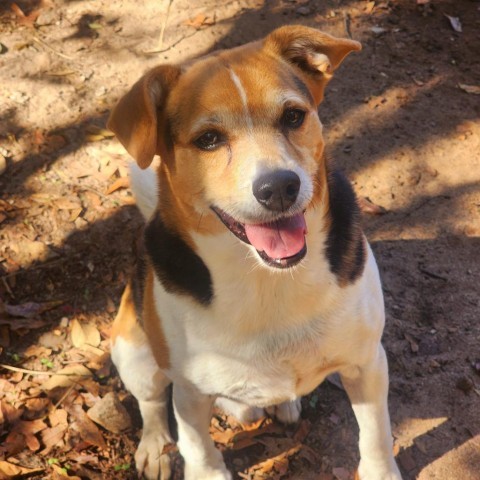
183,13,215,29
49,409,68,428
41,364,93,391
106,177,129,194
54,198,81,210
404,333,419,353
71,319,101,349
444,14,462,33
0,461,44,478
365,1,375,14
41,423,68,454
69,208,83,222
0,317,47,331
5,300,63,318
0,154,6,176
333,467,352,480
6,419,47,453
10,3,41,27
293,419,311,443
358,197,388,215
458,84,480,95
66,404,107,449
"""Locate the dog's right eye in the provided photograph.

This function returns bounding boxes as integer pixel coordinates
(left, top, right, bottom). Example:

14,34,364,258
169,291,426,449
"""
194,131,223,151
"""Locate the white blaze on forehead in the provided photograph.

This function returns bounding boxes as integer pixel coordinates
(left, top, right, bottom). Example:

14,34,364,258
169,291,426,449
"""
228,68,254,132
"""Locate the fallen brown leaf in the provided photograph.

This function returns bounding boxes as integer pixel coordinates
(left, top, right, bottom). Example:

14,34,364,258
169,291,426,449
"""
5,300,63,319
11,3,42,27
71,319,101,349
66,403,107,449
0,317,48,331
40,364,93,391
358,197,388,215
332,466,353,480
41,423,68,454
183,12,216,29
0,460,44,478
105,177,129,195
458,83,480,95
7,419,47,452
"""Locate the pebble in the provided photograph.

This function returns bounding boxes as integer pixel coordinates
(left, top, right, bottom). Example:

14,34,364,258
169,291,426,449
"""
87,392,132,433
296,6,311,16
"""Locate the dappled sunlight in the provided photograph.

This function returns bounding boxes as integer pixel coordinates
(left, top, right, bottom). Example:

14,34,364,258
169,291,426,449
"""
1,1,479,479
418,436,480,480
394,416,448,449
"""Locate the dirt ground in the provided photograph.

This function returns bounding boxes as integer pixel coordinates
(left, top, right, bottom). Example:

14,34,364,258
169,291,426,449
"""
1,0,479,479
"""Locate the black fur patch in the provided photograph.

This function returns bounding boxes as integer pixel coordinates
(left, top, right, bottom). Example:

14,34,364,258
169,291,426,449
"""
325,168,366,284
144,213,213,305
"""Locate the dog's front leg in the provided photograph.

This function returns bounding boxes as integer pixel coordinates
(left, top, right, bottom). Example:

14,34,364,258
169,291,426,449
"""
340,344,402,480
173,384,232,480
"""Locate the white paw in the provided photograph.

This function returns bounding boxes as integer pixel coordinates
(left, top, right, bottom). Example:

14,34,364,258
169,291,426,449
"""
215,397,265,424
135,432,173,480
357,459,403,480
266,398,302,424
184,463,232,480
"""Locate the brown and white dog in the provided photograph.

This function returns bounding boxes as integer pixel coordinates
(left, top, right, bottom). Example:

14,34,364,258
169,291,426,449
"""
107,25,402,480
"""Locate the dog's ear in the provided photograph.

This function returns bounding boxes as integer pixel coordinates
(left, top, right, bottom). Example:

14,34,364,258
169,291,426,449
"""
264,26,361,104
107,65,181,169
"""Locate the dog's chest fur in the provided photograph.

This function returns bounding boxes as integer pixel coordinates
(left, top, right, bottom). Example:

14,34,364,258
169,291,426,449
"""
147,209,383,407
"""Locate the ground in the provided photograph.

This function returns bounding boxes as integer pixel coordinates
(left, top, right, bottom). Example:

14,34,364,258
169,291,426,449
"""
0,0,479,479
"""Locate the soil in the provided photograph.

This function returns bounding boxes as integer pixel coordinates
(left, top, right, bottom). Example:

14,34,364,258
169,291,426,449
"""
0,1,479,479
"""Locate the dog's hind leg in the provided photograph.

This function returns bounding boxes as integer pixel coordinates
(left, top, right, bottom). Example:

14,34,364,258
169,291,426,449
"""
215,397,265,424
111,284,173,480
266,398,302,424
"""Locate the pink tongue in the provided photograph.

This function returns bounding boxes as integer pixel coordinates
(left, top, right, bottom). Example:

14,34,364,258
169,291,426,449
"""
244,213,306,259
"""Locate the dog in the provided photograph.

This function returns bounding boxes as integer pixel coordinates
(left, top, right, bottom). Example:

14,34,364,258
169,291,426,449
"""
107,25,402,480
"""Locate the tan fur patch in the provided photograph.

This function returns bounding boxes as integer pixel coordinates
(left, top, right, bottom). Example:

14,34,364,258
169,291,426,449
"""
111,283,146,346
143,265,170,370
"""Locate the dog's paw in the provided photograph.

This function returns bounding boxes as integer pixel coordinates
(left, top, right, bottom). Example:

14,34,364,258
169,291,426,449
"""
266,398,302,424
135,432,173,480
357,459,403,480
215,397,265,424
184,463,232,480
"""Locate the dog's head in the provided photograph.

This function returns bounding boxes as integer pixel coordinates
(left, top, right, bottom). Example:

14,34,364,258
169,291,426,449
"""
108,26,360,269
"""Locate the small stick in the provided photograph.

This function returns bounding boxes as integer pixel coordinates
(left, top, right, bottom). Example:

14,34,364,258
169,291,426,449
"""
344,13,352,39
0,363,91,377
33,35,74,60
158,0,174,51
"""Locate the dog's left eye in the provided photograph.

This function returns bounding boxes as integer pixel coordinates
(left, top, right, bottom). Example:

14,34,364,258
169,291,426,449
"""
281,109,306,129
194,131,223,151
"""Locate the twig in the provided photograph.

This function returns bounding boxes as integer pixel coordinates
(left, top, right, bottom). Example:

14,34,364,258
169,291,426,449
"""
144,0,175,54
159,0,174,51
144,29,198,55
0,257,67,279
344,12,352,39
0,363,91,377
1,276,14,297
33,35,74,60
52,382,77,410
418,267,448,282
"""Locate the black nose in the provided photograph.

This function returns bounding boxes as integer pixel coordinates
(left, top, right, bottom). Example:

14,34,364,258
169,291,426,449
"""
252,170,301,212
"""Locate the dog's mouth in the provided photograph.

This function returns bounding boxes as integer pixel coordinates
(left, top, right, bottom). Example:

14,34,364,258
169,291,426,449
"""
211,207,307,268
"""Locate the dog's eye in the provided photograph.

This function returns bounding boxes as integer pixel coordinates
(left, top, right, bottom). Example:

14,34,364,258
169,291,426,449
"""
194,131,223,151
281,109,306,129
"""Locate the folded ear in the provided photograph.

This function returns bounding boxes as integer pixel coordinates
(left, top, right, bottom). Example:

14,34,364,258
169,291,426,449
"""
264,25,361,104
107,65,181,169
